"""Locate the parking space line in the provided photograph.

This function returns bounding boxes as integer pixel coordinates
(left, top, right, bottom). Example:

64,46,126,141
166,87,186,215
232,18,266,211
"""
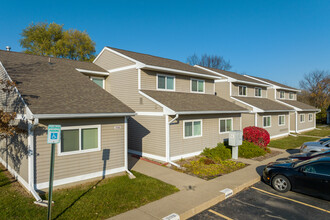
251,187,330,214
208,209,233,220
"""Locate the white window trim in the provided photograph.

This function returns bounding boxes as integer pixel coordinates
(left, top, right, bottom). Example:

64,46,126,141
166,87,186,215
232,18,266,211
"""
279,91,285,99
190,78,205,93
263,116,271,128
308,113,313,122
90,76,105,89
289,92,294,100
254,87,262,97
278,115,285,126
57,125,101,156
300,114,305,123
156,74,175,91
238,85,247,96
183,120,202,139
219,118,233,134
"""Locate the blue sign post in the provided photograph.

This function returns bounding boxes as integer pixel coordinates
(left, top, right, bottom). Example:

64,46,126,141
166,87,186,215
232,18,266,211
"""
47,125,61,220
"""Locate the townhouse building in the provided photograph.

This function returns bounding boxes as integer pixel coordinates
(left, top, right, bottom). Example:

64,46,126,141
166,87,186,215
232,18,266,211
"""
244,75,319,133
195,66,296,139
94,47,248,163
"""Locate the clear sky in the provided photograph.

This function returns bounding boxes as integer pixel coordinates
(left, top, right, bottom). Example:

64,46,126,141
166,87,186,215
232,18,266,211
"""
1,0,329,88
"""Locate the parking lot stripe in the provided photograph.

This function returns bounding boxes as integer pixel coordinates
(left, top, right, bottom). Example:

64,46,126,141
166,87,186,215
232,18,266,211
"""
251,187,330,214
208,209,233,220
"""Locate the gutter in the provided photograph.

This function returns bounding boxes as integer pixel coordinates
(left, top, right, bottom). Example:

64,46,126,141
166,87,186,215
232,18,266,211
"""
124,116,135,179
33,112,136,119
166,114,180,168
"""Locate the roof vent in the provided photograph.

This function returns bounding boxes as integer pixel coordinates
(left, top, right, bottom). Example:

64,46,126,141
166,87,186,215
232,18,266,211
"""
6,46,11,51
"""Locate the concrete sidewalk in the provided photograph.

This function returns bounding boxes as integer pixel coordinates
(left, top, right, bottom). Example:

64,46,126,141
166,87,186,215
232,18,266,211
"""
111,151,290,220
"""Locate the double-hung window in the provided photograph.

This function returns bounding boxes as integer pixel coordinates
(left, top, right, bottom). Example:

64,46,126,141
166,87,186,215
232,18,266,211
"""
263,116,271,128
184,120,202,138
278,115,285,126
59,125,101,155
300,114,305,123
191,79,204,93
255,88,262,97
238,85,247,96
91,77,104,89
280,91,285,99
308,113,313,122
219,118,233,133
157,74,175,91
289,92,294,100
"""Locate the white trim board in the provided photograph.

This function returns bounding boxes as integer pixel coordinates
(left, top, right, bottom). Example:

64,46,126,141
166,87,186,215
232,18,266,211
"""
243,75,301,92
128,149,167,162
33,113,135,119
109,65,137,73
36,167,126,189
0,156,30,192
270,133,289,139
136,112,164,116
171,151,203,161
297,127,315,133
76,68,109,76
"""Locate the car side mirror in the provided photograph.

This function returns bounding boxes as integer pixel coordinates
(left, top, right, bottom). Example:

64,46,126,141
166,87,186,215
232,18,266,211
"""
299,167,305,173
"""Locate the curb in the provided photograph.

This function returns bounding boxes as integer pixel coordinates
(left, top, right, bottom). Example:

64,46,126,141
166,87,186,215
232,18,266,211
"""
179,176,261,219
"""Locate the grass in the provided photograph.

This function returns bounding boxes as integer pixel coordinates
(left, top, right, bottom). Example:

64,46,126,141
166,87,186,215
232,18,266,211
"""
0,166,178,220
268,136,319,149
301,126,330,137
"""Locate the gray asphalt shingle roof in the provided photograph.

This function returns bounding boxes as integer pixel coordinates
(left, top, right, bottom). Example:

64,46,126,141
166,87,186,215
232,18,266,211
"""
279,100,318,111
141,90,248,112
245,75,299,90
0,50,134,115
232,96,294,111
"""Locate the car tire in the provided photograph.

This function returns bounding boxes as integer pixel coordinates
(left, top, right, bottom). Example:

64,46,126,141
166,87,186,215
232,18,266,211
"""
272,175,291,193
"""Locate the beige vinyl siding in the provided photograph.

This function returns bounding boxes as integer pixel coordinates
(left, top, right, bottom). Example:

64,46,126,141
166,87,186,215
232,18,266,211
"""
241,113,255,128
0,120,29,183
94,49,135,70
257,112,289,138
34,118,125,184
277,90,297,100
297,112,315,131
128,115,166,157
104,68,162,112
0,64,26,114
232,83,267,98
141,70,214,94
215,81,231,100
268,89,276,100
169,114,241,157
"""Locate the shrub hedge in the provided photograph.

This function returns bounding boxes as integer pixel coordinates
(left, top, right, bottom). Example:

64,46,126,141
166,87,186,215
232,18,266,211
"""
243,126,270,149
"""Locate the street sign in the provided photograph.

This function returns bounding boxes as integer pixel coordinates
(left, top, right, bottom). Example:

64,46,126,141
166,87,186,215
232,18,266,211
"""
47,125,61,144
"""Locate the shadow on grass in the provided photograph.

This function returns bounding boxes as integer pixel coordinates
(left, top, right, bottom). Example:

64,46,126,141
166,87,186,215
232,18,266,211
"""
0,179,17,188
53,179,103,220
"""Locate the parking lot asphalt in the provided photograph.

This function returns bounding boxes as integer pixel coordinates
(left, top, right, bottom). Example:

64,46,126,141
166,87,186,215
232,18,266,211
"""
189,181,330,220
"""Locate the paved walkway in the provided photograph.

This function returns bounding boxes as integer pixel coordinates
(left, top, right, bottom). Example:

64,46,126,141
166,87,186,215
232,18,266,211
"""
110,151,291,220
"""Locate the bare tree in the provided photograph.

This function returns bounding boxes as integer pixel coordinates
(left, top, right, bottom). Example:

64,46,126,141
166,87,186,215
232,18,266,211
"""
298,70,330,123
187,53,232,70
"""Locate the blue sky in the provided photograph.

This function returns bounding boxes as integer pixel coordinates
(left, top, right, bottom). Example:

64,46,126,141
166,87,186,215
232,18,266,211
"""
1,0,329,88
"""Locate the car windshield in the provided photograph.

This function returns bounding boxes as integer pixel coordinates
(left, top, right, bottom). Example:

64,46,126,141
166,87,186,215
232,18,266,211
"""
293,157,322,168
309,151,330,156
319,138,330,144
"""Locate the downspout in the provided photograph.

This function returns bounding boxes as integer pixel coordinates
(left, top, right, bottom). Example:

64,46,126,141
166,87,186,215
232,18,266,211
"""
27,118,42,203
254,113,258,126
295,111,298,133
124,116,135,179
166,114,180,168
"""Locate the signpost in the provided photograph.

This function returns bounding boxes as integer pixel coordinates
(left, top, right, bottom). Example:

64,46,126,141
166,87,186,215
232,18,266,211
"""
47,125,61,220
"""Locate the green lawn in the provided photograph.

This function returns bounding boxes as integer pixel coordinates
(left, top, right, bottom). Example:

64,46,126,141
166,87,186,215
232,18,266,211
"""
0,166,178,220
301,126,330,137
268,136,319,149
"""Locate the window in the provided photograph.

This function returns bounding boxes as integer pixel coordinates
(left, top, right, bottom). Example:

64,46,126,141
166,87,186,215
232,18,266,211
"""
255,88,262,97
280,91,285,99
219,118,233,133
191,79,204,93
300,114,305,123
157,74,175,91
308,113,313,122
303,163,330,176
278,115,285,126
238,85,247,96
263,116,271,128
59,125,101,155
289,92,294,100
184,120,202,138
91,77,104,88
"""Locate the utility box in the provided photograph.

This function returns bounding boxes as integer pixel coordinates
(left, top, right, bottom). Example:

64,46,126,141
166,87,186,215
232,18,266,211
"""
229,130,243,160
229,130,243,146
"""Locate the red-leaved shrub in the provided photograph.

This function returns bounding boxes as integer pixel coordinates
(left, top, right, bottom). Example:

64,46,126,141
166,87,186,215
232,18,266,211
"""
243,126,270,149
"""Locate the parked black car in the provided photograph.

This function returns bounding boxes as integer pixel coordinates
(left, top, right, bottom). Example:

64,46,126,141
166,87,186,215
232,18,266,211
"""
281,150,330,161
263,157,330,200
